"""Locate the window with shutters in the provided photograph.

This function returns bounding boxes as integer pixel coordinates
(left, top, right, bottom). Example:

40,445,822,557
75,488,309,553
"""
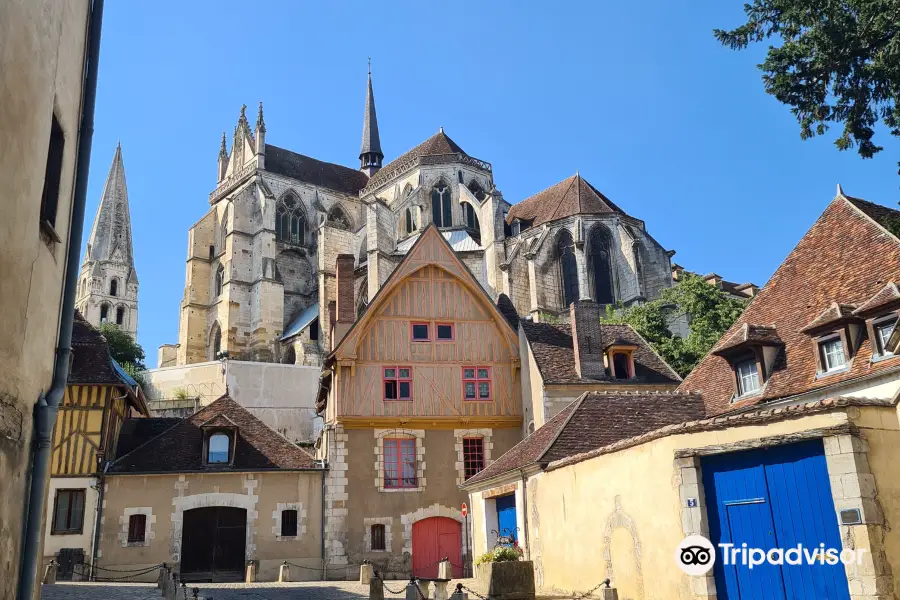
40,113,65,239
371,524,386,551
52,489,85,534
281,509,298,537
128,514,146,543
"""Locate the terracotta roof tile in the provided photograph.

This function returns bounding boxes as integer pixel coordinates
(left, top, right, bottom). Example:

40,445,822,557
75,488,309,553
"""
265,144,368,195
713,324,783,355
69,312,124,385
111,395,319,473
800,302,859,333
506,174,627,227
496,294,520,330
521,321,680,385
362,131,468,193
854,282,900,317
681,196,900,416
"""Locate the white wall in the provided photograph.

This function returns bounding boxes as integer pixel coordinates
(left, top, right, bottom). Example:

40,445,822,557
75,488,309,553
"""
43,477,99,563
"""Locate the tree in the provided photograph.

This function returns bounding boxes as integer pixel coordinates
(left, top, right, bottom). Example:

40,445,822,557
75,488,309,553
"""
98,323,146,371
603,273,747,377
715,1,900,175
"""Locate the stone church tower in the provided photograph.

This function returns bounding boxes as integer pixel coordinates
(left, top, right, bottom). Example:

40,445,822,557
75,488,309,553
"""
75,143,139,337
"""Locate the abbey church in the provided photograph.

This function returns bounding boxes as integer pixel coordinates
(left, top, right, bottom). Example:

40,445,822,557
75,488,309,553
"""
160,70,678,368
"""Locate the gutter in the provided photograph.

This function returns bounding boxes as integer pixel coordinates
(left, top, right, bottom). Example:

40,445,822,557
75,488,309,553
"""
17,1,104,598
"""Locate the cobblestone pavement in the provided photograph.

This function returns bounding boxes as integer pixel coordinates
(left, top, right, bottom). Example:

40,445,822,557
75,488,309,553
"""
41,579,487,600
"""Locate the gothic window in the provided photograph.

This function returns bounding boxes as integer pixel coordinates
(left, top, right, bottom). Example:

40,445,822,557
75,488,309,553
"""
100,303,109,323
358,237,368,265
116,306,125,326
403,183,413,198
211,323,222,359
276,193,305,245
463,203,481,244
634,242,645,294
405,208,414,234
467,180,486,201
589,227,614,304
431,181,452,227
220,207,228,250
557,230,579,308
282,345,296,365
215,265,224,297
327,205,351,230
109,278,118,297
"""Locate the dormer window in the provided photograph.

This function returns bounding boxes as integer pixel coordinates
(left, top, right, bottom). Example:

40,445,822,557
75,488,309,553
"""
208,433,230,463
819,336,847,373
736,358,761,396
605,340,637,380
874,316,897,357
853,282,900,361
611,353,630,380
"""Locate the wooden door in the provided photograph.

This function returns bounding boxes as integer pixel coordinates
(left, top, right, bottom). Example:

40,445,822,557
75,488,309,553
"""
412,517,462,579
180,507,246,582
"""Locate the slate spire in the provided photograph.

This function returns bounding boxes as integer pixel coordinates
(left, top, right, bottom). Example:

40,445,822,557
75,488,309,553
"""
85,143,134,267
359,60,384,176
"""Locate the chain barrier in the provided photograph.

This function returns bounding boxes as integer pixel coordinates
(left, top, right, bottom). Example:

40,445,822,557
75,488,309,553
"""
82,561,165,574
379,577,406,595
92,564,163,582
570,579,612,600
459,584,489,600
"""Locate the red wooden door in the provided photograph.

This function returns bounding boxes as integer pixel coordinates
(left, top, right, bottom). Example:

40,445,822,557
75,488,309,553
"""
412,517,462,579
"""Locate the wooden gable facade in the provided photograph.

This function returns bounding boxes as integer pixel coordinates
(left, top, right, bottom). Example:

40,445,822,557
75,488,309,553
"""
326,225,522,428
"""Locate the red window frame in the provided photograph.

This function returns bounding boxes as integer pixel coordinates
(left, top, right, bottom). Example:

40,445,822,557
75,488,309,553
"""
383,366,412,401
462,366,492,401
383,438,417,488
463,437,485,480
411,322,430,342
435,322,455,341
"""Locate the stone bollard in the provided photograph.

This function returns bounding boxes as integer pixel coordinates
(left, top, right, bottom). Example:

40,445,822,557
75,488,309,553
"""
245,560,258,583
433,580,450,600
360,561,374,585
450,583,468,600
599,588,618,600
158,564,168,589
438,558,452,580
43,560,58,585
369,572,385,600
416,578,431,600
405,577,420,600
278,561,290,583
166,572,178,600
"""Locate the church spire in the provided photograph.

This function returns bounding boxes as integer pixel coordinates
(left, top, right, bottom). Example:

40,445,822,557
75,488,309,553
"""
359,59,384,177
85,143,134,267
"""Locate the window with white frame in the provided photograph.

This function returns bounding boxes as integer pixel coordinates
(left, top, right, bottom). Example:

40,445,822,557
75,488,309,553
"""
819,337,847,372
874,317,897,357
736,358,760,396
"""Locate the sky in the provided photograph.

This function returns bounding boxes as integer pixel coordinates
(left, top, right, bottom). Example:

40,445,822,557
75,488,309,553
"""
84,0,900,359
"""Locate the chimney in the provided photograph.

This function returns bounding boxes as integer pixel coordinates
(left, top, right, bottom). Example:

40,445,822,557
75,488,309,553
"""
332,254,355,348
570,300,605,380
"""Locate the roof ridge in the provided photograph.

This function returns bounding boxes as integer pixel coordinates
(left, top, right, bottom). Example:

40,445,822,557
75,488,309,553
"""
545,175,579,224
536,392,587,463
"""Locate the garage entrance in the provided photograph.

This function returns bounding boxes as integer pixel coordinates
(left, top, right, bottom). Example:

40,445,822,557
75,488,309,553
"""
411,517,462,579
701,440,850,600
180,506,247,582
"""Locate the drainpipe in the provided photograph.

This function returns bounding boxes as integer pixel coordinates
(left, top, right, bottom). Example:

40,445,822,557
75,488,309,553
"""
17,1,104,598
89,461,111,580
519,469,530,561
320,465,327,581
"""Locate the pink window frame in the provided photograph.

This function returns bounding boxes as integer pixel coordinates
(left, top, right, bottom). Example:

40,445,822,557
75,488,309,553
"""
383,438,417,488
383,366,412,401
435,322,455,342
410,322,430,342
462,366,492,401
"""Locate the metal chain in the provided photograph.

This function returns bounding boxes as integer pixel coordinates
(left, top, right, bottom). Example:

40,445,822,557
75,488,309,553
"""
83,561,164,573
93,565,163,581
381,579,406,595
571,581,610,600
460,584,489,600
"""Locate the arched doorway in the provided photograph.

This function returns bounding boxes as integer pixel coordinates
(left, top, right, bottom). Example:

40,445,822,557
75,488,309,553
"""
180,507,246,582
412,517,462,579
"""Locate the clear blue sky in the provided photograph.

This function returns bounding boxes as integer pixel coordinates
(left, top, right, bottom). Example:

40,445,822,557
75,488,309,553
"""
85,0,900,359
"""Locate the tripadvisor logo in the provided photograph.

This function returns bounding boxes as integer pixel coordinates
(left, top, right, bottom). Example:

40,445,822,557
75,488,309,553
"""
675,535,867,576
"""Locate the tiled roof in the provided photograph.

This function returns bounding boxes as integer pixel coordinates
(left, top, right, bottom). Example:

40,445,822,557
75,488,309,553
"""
464,391,705,486
115,418,181,458
69,312,125,385
505,174,627,227
521,320,681,385
496,294,520,331
713,324,783,355
110,395,320,473
800,302,859,333
681,195,900,416
363,131,468,193
854,282,900,317
264,144,368,196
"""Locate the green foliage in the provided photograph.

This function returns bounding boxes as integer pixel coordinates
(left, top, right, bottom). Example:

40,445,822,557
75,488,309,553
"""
539,312,562,325
475,545,524,565
98,323,146,370
714,1,900,176
172,387,191,401
118,360,146,388
602,274,747,378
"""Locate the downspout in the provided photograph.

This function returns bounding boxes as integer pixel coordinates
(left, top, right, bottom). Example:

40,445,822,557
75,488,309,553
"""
519,469,530,561
320,465,327,581
89,461,111,580
17,1,104,598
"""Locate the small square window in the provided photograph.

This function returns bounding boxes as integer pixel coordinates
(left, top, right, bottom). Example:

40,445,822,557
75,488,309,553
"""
128,514,146,543
820,337,846,372
412,323,430,341
371,524,386,551
281,509,298,537
52,489,85,534
462,366,491,401
463,368,475,379
384,366,412,401
436,324,454,341
735,359,760,397
875,318,897,356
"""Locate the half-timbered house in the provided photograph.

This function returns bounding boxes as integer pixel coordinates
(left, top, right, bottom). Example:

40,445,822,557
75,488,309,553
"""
315,224,523,578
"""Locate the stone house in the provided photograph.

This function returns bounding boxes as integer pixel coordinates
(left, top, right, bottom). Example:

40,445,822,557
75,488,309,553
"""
1,0,97,596
97,395,325,583
462,190,900,600
41,313,149,579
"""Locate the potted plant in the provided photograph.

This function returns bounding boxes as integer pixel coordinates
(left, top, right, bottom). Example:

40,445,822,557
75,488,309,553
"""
475,543,535,600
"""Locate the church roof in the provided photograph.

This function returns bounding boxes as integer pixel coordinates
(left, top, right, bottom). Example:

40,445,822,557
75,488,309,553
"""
505,174,627,227
281,303,319,341
264,144,369,196
85,143,135,267
359,71,383,159
361,130,470,193
396,229,482,253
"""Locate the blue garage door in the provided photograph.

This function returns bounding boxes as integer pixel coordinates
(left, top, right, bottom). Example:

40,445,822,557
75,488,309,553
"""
701,440,850,600
496,495,517,542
